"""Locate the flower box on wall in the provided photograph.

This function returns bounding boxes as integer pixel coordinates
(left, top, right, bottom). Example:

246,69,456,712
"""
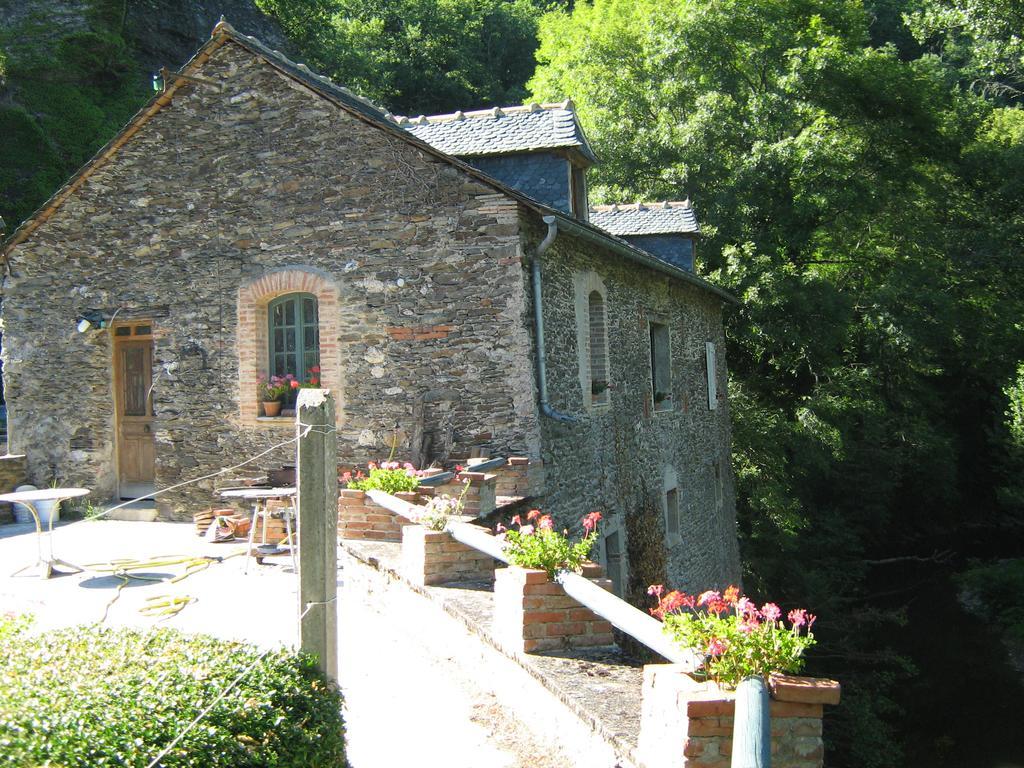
493,564,615,653
637,665,841,768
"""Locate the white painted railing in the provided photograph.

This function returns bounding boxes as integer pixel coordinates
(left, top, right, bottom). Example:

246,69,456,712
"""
364,489,698,669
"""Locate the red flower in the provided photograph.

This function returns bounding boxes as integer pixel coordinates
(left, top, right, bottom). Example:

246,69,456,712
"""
582,511,602,534
723,586,740,605
707,638,728,657
290,380,299,388
697,590,721,607
309,365,321,373
526,509,541,522
511,514,521,526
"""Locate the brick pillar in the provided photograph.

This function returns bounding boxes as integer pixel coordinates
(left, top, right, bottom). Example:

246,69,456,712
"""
401,524,496,586
433,471,497,517
493,564,615,653
337,489,416,541
493,456,545,498
638,666,840,768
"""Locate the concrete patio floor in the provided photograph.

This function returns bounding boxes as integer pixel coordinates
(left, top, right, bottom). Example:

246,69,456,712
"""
0,519,577,768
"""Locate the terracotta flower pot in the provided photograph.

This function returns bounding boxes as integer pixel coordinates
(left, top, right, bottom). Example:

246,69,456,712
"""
262,400,282,417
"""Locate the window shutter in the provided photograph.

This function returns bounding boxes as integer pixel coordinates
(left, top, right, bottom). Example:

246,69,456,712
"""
706,341,717,410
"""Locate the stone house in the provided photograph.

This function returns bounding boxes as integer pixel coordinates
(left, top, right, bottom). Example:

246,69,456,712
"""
0,22,740,590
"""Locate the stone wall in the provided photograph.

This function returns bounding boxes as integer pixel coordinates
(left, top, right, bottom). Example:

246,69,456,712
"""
520,214,741,592
1,39,540,517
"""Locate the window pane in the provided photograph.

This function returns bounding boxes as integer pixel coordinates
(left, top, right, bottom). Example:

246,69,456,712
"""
268,293,320,382
650,323,671,407
666,488,679,536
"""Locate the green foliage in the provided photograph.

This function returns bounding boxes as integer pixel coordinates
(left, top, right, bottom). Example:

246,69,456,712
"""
958,559,1024,641
501,511,600,578
0,3,148,229
532,0,1024,763
346,466,420,494
653,588,817,686
256,0,544,114
0,621,345,767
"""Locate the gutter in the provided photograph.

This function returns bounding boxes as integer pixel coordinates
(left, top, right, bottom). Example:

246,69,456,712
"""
531,216,577,423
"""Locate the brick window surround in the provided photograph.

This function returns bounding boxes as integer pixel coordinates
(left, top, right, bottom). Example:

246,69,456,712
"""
573,270,610,411
237,268,341,427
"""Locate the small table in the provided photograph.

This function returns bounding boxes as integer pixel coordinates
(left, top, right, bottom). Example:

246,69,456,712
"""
0,487,90,578
219,487,297,573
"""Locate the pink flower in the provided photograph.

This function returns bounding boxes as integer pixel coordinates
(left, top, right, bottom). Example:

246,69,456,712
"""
526,509,541,522
520,525,534,535
538,515,554,530
290,380,299,388
697,590,721,607
788,609,807,628
455,465,463,472
707,638,728,657
761,603,782,623
368,462,377,471
495,522,506,534
807,613,817,630
647,584,665,598
511,515,521,526
403,462,415,471
341,471,352,482
582,511,602,533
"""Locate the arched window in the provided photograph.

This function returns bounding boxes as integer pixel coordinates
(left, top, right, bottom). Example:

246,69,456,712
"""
268,293,319,382
588,290,609,404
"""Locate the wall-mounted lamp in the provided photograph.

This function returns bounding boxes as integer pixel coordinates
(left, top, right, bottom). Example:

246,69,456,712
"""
76,311,107,333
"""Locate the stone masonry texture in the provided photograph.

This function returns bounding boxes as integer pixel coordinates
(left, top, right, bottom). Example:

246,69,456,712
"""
1,32,740,594
518,215,741,591
1,40,539,517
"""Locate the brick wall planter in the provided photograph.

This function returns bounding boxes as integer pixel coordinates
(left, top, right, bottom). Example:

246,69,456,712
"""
337,489,418,541
432,471,497,517
493,564,615,653
401,524,496,586
638,665,841,768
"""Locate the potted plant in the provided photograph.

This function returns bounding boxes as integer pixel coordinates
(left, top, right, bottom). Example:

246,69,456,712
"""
646,585,817,688
493,510,614,652
257,374,291,417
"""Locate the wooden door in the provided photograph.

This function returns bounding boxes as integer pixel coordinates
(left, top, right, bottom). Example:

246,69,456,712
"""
115,326,155,495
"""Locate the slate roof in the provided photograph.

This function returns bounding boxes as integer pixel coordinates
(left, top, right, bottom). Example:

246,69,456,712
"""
390,103,598,163
589,201,700,236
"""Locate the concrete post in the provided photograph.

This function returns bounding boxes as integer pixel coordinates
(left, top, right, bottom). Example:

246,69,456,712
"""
297,388,338,681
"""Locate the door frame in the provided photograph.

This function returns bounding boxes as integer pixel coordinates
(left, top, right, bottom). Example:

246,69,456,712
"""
112,320,155,499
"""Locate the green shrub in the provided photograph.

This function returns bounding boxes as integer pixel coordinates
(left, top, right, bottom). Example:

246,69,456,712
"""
0,619,345,767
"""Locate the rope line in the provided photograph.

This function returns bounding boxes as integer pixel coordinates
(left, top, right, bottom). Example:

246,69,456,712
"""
144,646,273,768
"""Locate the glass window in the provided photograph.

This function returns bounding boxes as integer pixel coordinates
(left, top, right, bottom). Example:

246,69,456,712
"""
588,291,610,405
268,293,319,384
650,322,671,411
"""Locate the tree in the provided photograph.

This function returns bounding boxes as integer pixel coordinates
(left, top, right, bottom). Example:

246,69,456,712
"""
531,1,1024,764
257,0,545,114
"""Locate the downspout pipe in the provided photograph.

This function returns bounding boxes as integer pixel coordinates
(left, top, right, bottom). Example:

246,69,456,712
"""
531,216,577,423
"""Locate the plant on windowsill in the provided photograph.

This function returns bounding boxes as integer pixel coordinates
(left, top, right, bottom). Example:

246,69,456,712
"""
498,509,602,579
647,584,817,688
653,390,671,405
591,379,609,400
257,374,292,417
